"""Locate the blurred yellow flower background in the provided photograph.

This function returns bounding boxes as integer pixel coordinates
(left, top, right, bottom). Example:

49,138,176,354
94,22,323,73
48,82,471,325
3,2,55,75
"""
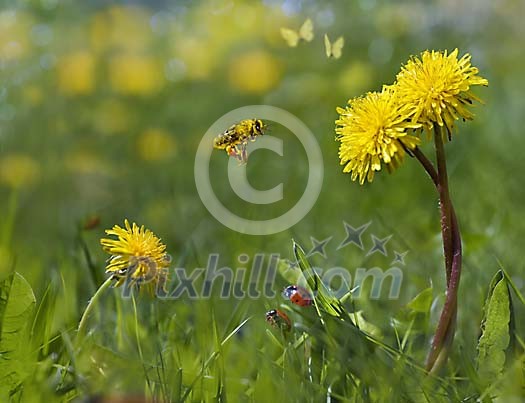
109,54,164,95
65,150,109,176
93,100,131,135
0,154,39,189
0,0,524,400
136,129,177,162
229,51,282,94
0,10,33,61
57,51,96,95
90,6,153,53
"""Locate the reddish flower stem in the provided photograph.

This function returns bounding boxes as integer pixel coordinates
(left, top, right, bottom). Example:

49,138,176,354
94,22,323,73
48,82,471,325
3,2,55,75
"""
411,139,462,373
426,208,461,373
434,127,453,283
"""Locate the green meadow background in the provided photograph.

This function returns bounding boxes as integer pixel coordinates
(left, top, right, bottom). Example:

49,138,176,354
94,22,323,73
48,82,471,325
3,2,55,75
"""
1,0,524,401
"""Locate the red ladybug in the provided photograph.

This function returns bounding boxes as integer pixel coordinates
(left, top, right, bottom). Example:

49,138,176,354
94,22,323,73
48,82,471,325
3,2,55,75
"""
265,309,291,331
283,285,313,307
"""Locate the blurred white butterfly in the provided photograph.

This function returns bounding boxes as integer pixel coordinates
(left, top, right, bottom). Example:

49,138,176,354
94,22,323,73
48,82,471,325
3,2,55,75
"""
324,34,344,59
280,18,314,47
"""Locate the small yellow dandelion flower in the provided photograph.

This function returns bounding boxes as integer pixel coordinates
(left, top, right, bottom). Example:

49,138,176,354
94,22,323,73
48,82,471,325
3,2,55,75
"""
100,219,169,289
336,89,421,184
394,49,488,135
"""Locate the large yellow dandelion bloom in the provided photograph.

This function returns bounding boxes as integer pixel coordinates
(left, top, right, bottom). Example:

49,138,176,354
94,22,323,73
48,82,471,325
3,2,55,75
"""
336,89,421,184
100,220,169,288
394,49,488,135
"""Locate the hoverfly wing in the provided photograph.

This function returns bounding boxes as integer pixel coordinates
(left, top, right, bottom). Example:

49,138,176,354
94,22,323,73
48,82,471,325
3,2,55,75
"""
238,142,248,165
228,143,249,165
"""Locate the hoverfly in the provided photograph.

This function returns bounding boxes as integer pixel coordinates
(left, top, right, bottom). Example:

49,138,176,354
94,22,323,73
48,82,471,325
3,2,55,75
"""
213,119,265,164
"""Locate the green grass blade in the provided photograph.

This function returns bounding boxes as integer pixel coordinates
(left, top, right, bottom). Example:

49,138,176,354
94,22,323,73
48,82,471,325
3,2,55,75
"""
292,240,345,318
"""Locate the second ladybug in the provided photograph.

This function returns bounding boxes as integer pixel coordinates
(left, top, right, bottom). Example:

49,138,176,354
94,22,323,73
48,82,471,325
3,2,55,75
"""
282,285,313,307
266,309,292,332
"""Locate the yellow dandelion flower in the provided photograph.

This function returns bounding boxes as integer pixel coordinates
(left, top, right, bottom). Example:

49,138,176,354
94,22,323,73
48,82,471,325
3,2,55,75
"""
336,89,421,184
394,49,488,135
100,219,169,289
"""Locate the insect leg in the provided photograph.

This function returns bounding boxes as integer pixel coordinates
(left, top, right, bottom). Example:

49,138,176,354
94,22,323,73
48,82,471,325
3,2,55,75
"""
239,142,248,165
226,145,237,157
